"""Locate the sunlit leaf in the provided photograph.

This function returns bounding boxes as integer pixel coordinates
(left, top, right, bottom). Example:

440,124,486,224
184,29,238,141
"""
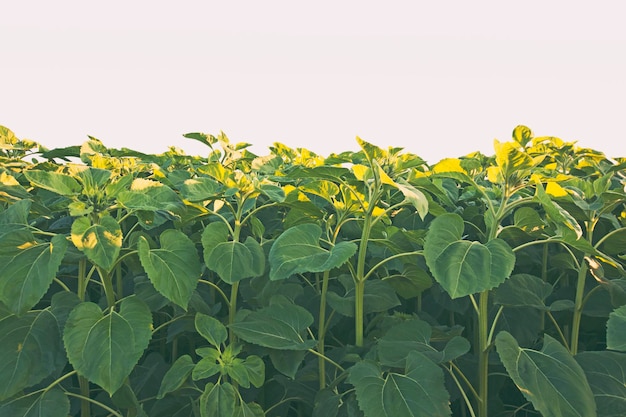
71,215,122,271
23,170,81,196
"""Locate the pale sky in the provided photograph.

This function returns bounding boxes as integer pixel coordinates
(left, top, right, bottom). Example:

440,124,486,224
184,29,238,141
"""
2,1,625,164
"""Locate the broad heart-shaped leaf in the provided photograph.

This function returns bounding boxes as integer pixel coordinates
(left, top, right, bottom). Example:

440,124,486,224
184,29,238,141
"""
493,274,553,310
269,223,357,281
0,387,69,417
377,318,470,368
0,309,66,401
71,215,122,271
606,305,626,351
230,300,316,350
205,237,265,284
349,351,451,417
576,351,626,417
157,355,195,399
178,177,222,202
326,277,400,317
424,213,516,298
117,178,184,213
138,230,201,310
0,232,67,315
495,331,597,417
195,313,227,347
63,296,152,396
200,382,237,417
201,221,230,260
23,170,81,196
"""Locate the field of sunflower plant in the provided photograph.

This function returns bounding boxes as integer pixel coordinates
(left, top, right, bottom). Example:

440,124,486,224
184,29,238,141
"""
1,124,625,417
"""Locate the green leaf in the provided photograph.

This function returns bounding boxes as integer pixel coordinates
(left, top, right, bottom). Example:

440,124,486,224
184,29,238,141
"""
424,213,516,298
138,230,201,310
326,278,400,317
576,351,626,417
236,402,265,417
258,183,285,202
243,355,265,388
206,238,264,284
200,382,237,417
0,387,70,417
493,274,553,310
349,351,451,417
0,310,66,401
607,305,626,351
230,301,316,350
535,183,583,239
0,232,67,315
269,349,306,379
23,170,81,196
0,199,31,225
377,318,469,367
226,359,251,388
269,223,357,281
201,222,230,260
118,179,184,213
394,178,428,220
495,331,597,417
63,296,152,395
178,177,222,202
71,215,122,271
157,355,195,399
195,313,227,347
383,264,433,299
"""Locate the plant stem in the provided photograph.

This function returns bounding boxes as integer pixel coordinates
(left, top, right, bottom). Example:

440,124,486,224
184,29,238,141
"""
78,258,87,301
477,290,489,417
99,267,117,310
570,259,589,355
354,215,372,347
318,270,330,389
229,281,239,342
78,376,91,417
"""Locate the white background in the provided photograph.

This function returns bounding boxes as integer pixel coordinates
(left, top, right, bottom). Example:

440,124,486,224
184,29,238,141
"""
2,1,625,163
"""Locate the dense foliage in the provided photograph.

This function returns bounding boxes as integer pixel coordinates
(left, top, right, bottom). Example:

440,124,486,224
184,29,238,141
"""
1,124,625,417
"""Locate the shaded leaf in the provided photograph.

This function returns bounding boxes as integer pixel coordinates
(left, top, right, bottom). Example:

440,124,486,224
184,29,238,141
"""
178,177,222,202
576,351,626,417
0,387,69,417
327,278,400,317
157,355,195,399
269,223,357,281
495,331,597,417
138,230,201,309
63,296,152,395
230,301,316,350
206,238,264,284
493,274,553,310
0,232,67,315
200,382,237,417
0,310,66,401
424,213,515,298
349,351,451,417
607,305,626,352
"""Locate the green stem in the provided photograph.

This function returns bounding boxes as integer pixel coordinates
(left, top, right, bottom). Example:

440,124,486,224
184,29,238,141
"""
78,258,87,301
570,259,589,355
318,270,330,389
229,281,240,342
307,348,345,372
99,267,117,310
65,392,123,417
354,215,372,347
78,376,91,417
447,365,478,417
199,279,231,308
477,291,489,417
